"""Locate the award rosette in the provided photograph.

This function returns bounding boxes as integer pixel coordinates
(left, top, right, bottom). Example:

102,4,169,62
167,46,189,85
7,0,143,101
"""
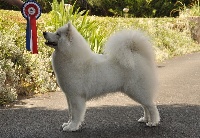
21,0,41,54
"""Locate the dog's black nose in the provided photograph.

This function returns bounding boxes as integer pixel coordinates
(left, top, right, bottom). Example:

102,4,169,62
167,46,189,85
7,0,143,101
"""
43,32,47,36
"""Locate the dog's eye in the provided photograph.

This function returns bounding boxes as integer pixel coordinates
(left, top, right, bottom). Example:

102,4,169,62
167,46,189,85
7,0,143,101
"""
56,33,60,37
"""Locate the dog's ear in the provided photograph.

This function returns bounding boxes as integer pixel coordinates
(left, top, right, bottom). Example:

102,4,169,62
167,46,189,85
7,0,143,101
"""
66,22,73,41
66,21,72,32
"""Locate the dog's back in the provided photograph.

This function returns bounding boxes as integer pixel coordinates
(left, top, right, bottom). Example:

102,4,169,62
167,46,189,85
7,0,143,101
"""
104,30,155,69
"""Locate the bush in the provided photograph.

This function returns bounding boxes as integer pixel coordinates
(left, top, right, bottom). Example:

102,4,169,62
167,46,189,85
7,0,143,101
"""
36,0,52,13
46,0,106,53
85,0,153,17
0,11,57,106
86,0,195,17
0,0,195,17
0,32,18,106
1,2,200,106
88,16,200,61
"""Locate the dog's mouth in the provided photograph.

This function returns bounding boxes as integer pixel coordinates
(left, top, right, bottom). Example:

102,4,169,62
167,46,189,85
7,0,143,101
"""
43,32,58,47
45,41,57,47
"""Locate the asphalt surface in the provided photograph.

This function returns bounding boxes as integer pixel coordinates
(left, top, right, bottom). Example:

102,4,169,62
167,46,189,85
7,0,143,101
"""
0,52,200,138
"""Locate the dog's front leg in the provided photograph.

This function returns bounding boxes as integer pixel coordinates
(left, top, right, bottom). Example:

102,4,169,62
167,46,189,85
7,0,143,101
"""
62,96,86,132
61,95,73,128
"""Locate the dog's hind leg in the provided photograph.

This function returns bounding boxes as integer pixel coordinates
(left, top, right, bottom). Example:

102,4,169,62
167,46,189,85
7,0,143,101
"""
62,96,86,131
125,88,160,126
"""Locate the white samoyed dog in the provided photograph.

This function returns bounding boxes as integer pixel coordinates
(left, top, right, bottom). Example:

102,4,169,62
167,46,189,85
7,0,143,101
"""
43,22,160,132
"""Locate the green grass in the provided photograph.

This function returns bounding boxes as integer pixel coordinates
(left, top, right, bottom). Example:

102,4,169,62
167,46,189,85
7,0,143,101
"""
86,16,200,61
0,9,200,106
43,0,200,61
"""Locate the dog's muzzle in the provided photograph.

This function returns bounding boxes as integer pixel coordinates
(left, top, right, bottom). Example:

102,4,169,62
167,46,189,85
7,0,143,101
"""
43,32,58,47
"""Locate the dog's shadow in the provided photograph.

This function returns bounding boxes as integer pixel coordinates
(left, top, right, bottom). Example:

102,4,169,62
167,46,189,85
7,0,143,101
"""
0,104,199,138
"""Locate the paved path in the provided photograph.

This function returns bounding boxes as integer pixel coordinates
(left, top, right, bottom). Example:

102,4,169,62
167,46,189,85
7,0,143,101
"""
0,53,200,138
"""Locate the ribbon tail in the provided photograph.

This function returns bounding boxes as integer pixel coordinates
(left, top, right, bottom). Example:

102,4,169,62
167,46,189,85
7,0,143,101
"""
26,15,31,51
30,15,38,54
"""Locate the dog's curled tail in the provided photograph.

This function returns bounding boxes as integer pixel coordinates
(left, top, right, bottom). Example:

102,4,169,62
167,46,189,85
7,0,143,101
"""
104,30,155,68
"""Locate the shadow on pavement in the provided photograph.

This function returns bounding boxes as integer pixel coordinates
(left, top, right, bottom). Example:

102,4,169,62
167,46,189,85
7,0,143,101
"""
0,104,199,138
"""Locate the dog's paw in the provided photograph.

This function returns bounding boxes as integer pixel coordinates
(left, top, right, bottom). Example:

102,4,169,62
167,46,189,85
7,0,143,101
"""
61,122,80,132
146,122,160,127
138,117,148,123
62,122,69,128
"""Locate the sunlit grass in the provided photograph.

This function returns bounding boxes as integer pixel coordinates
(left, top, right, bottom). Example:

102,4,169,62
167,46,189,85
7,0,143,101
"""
1,8,200,105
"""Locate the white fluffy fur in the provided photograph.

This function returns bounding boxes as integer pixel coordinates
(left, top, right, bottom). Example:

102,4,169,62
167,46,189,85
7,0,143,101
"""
43,22,160,132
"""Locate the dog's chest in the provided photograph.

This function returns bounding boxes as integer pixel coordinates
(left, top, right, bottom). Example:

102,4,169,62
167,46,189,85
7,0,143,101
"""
52,52,68,75
51,52,78,79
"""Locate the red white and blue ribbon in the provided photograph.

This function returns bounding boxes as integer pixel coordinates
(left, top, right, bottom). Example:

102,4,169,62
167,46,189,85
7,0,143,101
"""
21,0,41,54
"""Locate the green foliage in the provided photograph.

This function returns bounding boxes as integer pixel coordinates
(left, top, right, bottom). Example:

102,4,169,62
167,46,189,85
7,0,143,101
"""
36,0,52,13
0,0,197,17
46,0,106,53
0,11,57,106
1,7,200,106
0,31,18,106
172,0,200,17
90,16,200,61
87,0,154,17
189,0,200,16
86,0,195,17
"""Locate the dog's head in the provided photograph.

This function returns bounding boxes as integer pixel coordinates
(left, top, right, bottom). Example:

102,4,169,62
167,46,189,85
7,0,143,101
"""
43,22,91,58
43,22,74,49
